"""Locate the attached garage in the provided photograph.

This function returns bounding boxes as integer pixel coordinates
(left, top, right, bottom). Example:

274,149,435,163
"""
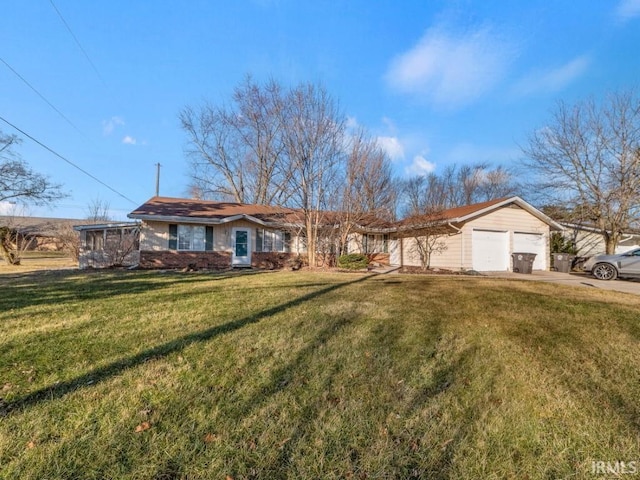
513,232,546,270
395,196,563,271
472,229,509,271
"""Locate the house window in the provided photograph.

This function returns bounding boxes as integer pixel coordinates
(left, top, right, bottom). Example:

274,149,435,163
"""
256,229,290,253
364,234,389,254
169,224,213,251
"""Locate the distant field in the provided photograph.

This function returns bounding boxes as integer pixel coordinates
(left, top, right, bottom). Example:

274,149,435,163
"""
1,270,639,479
0,251,76,273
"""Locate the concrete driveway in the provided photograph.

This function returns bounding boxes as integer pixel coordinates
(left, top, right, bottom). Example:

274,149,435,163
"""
484,270,640,296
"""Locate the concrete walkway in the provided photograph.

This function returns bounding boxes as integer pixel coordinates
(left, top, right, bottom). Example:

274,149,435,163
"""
484,270,640,296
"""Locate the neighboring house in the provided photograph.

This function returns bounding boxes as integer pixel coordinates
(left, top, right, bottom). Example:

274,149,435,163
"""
126,196,391,270
558,222,640,256
74,222,141,269
395,197,563,271
0,215,80,251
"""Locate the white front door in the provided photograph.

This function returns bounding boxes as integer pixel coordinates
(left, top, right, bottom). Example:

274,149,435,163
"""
389,239,401,265
232,228,251,265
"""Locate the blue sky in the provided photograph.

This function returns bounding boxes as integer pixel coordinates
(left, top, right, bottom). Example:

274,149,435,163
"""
2,0,640,220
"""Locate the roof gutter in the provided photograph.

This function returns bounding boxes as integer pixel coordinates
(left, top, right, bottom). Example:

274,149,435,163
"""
73,221,140,232
127,213,278,227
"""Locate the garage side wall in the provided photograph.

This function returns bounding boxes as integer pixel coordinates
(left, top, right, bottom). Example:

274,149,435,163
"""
401,233,463,269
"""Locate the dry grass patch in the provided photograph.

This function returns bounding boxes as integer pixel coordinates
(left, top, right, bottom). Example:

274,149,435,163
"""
0,251,76,273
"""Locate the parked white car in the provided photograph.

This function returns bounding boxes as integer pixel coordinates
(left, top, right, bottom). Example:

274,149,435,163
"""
583,248,640,280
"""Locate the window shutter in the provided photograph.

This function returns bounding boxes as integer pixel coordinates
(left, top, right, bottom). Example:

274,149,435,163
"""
383,234,389,253
168,224,178,250
283,231,291,253
205,226,214,251
256,228,263,252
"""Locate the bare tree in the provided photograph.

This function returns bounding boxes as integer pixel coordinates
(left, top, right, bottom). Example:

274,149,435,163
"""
398,199,452,270
180,77,289,204
522,90,640,253
409,228,449,270
345,128,397,218
1,132,64,205
0,224,36,265
54,198,111,262
85,197,112,223
101,227,140,267
280,83,346,267
180,78,396,267
331,128,398,255
56,223,80,262
399,163,518,270
1,132,64,264
402,163,519,216
77,225,140,269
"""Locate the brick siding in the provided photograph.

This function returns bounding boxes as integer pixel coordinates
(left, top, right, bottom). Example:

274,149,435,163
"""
139,250,231,270
251,252,304,269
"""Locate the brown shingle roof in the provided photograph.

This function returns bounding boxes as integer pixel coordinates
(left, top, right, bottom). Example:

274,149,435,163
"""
128,196,397,230
129,196,559,233
396,196,563,233
128,196,301,223
398,197,511,227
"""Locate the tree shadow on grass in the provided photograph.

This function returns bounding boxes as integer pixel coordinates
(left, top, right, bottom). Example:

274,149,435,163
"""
481,285,640,435
0,269,266,311
215,305,369,478
2,274,377,416
218,300,453,478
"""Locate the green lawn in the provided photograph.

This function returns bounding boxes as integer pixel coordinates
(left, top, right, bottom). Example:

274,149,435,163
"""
1,270,639,479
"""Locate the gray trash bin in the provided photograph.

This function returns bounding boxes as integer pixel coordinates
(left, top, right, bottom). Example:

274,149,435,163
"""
552,253,576,273
512,252,536,274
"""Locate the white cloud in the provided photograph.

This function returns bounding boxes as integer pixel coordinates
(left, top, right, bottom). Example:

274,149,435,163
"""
512,55,590,96
122,135,137,145
0,201,16,215
615,0,640,21
102,116,124,136
377,136,405,161
405,155,436,176
385,25,515,108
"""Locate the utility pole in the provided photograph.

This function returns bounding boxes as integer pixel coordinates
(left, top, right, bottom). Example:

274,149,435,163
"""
155,163,161,196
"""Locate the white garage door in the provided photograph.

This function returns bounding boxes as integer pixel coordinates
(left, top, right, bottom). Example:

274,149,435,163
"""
513,232,546,270
472,230,509,271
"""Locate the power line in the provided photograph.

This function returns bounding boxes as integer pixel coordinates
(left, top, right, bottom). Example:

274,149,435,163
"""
48,0,107,87
0,115,138,206
0,56,86,138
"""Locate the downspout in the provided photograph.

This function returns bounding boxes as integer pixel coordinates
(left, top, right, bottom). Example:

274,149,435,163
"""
446,222,462,235
446,222,464,271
